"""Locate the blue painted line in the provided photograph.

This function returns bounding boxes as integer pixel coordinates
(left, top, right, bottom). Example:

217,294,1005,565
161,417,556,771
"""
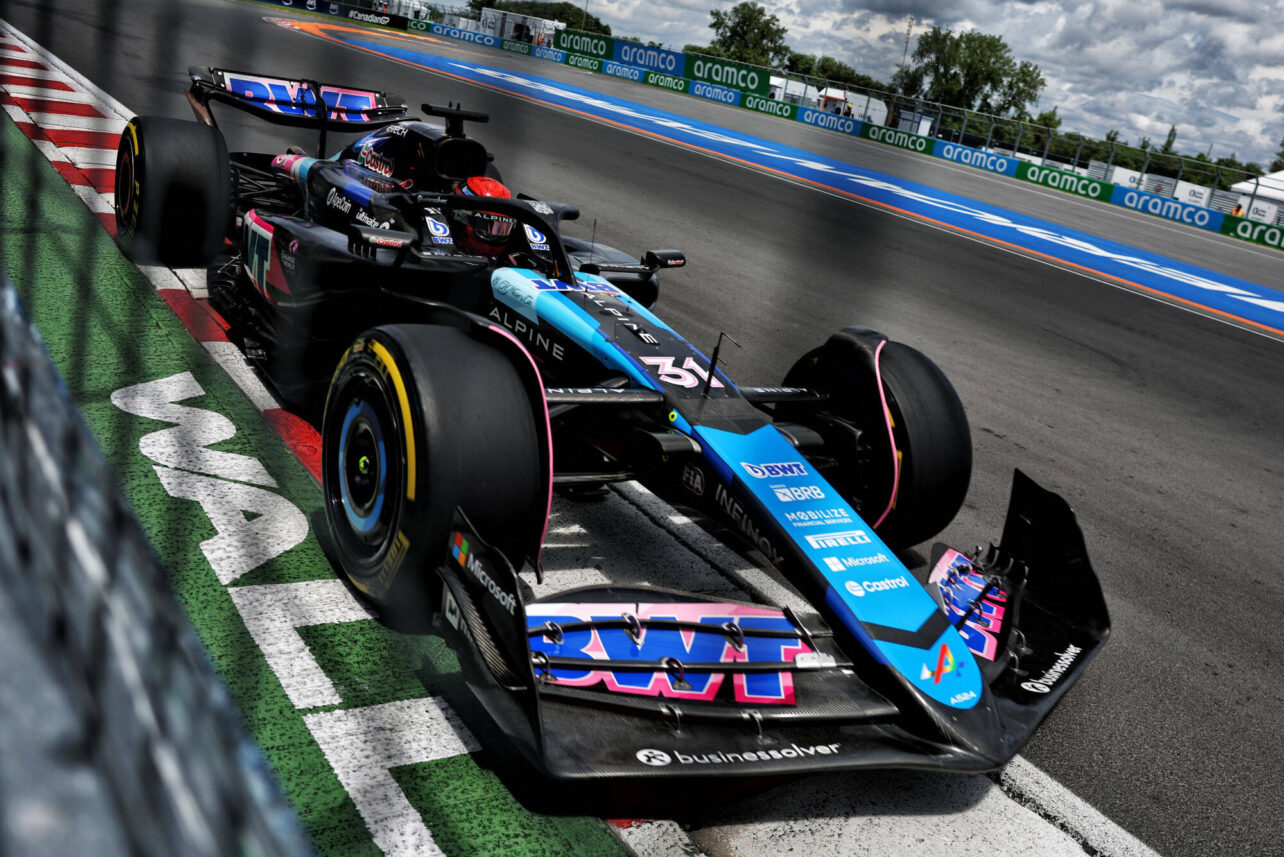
333,32,1284,333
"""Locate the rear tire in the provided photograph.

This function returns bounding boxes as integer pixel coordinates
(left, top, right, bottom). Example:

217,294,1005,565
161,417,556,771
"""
321,324,543,622
782,335,971,550
115,115,231,267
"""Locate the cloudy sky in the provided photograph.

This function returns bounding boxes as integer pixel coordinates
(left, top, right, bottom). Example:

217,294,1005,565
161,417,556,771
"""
584,0,1284,168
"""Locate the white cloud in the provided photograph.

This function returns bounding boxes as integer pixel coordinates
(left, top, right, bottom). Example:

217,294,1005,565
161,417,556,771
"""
581,0,1284,166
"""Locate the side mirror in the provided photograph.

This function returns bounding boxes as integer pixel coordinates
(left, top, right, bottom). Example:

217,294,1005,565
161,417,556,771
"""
643,249,685,269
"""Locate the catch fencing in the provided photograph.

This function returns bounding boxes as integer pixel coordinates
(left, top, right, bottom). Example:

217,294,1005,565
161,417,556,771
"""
0,276,313,857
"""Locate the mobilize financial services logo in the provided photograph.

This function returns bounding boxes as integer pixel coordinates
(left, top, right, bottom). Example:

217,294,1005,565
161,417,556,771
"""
635,742,842,766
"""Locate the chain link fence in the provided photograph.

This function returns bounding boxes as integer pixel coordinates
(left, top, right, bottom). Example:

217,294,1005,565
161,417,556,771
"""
0,276,313,857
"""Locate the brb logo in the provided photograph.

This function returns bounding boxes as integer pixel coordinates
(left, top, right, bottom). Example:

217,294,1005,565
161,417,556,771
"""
526,603,809,704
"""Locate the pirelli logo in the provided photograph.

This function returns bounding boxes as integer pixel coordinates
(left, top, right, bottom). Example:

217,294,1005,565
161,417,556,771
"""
804,530,872,549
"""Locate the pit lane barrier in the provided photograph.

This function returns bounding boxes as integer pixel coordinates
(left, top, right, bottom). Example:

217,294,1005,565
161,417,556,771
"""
0,275,312,857
247,0,1283,251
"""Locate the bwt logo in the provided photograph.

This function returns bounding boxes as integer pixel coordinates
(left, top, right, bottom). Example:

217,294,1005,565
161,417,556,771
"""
225,76,376,121
526,604,809,704
741,461,808,479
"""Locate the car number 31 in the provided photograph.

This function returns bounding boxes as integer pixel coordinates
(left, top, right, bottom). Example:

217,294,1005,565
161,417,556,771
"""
639,355,724,388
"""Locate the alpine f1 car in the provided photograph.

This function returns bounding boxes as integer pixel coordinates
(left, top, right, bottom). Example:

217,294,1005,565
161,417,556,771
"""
115,67,1110,778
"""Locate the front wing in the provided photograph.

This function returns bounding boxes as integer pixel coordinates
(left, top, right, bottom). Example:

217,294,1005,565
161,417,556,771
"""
432,470,1109,779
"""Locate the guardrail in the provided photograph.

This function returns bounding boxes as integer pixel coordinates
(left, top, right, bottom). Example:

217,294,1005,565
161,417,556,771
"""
0,275,312,857
250,0,1284,252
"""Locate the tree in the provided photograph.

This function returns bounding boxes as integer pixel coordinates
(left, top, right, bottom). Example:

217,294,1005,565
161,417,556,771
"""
1270,136,1284,173
899,26,1045,118
466,0,611,35
700,2,791,67
683,43,728,58
1030,106,1061,154
786,52,814,76
1161,125,1178,154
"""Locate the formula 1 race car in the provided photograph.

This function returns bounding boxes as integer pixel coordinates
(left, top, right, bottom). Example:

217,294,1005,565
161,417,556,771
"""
115,67,1110,778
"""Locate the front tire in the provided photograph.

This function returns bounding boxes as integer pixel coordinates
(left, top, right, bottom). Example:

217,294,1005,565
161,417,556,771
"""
321,324,543,621
115,115,231,266
781,331,971,550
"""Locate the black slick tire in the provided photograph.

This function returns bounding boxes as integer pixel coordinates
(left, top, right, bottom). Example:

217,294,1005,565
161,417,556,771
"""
783,337,971,550
321,324,543,623
114,115,231,267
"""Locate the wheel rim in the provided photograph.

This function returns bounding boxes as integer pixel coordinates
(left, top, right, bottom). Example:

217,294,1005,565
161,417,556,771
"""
337,393,391,543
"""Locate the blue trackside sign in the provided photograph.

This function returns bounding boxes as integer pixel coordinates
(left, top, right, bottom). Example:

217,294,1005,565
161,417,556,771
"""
428,23,496,47
796,107,861,136
689,81,741,106
1109,185,1225,230
932,140,1020,177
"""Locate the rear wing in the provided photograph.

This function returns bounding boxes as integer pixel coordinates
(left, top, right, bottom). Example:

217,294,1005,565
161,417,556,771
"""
186,66,410,156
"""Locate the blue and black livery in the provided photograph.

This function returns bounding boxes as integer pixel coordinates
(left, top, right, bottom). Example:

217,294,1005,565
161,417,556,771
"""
114,67,1110,779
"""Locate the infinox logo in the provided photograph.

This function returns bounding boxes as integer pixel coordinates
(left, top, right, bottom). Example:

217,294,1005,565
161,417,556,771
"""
1020,644,1083,693
741,461,807,478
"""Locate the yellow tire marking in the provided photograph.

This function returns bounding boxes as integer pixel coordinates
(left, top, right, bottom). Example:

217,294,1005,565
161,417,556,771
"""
368,340,417,501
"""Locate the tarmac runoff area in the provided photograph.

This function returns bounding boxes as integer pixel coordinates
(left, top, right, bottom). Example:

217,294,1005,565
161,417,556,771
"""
0,16,1162,857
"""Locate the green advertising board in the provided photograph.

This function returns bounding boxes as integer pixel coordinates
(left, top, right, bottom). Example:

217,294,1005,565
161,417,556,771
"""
501,38,531,55
860,123,931,153
742,93,797,120
1222,215,1284,250
407,18,429,32
683,54,770,96
644,71,687,93
1015,162,1111,200
565,54,602,72
554,29,612,59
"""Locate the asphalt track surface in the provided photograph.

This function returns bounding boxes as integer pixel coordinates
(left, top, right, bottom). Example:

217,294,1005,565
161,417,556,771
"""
2,1,1282,855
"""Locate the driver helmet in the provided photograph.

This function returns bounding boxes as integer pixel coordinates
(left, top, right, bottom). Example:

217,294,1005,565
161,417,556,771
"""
449,176,515,256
